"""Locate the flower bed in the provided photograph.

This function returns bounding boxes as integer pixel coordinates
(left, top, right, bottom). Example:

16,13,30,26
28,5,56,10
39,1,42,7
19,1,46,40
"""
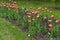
0,3,60,39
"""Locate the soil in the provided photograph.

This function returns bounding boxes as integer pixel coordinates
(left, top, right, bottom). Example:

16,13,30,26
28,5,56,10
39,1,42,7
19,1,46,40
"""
33,33,49,40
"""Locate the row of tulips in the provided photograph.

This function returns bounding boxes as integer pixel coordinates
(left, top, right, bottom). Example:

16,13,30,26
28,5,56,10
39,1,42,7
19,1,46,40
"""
0,3,19,13
0,4,60,38
25,10,60,36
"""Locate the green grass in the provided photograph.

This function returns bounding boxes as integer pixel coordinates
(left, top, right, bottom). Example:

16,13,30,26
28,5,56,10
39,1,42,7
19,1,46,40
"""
0,18,27,40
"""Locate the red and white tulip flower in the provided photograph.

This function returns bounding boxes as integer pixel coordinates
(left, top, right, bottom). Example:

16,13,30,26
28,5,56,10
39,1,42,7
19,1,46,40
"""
55,20,59,24
49,24,53,28
51,15,54,19
48,24,53,31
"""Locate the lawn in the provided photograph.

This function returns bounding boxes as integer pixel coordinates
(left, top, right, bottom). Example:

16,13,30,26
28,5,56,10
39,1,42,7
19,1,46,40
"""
0,18,27,40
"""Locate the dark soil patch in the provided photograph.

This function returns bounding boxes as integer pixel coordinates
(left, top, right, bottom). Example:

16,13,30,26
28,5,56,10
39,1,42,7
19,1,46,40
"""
33,33,49,40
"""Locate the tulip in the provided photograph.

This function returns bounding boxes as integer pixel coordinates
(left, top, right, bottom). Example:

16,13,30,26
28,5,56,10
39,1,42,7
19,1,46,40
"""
55,20,59,24
6,6,9,8
28,20,31,23
0,4,2,7
8,8,10,10
32,11,35,14
48,20,52,23
51,15,54,19
25,10,30,13
49,11,53,13
48,24,53,31
12,6,15,8
32,11,37,15
34,12,37,15
49,28,52,31
38,7,42,10
25,10,30,15
26,12,31,15
44,17,47,20
27,15,31,18
36,14,40,18
9,6,12,8
49,24,53,28
41,8,45,11
32,18,35,21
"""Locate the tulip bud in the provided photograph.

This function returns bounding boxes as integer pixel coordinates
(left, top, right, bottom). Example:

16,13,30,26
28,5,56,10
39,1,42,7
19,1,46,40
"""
38,7,42,10
48,20,52,23
25,10,30,15
49,11,53,13
51,15,54,19
28,20,31,23
32,11,35,14
27,15,31,18
42,8,45,11
44,17,47,20
49,28,52,31
32,18,35,21
36,14,40,18
55,20,59,24
49,24,53,28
